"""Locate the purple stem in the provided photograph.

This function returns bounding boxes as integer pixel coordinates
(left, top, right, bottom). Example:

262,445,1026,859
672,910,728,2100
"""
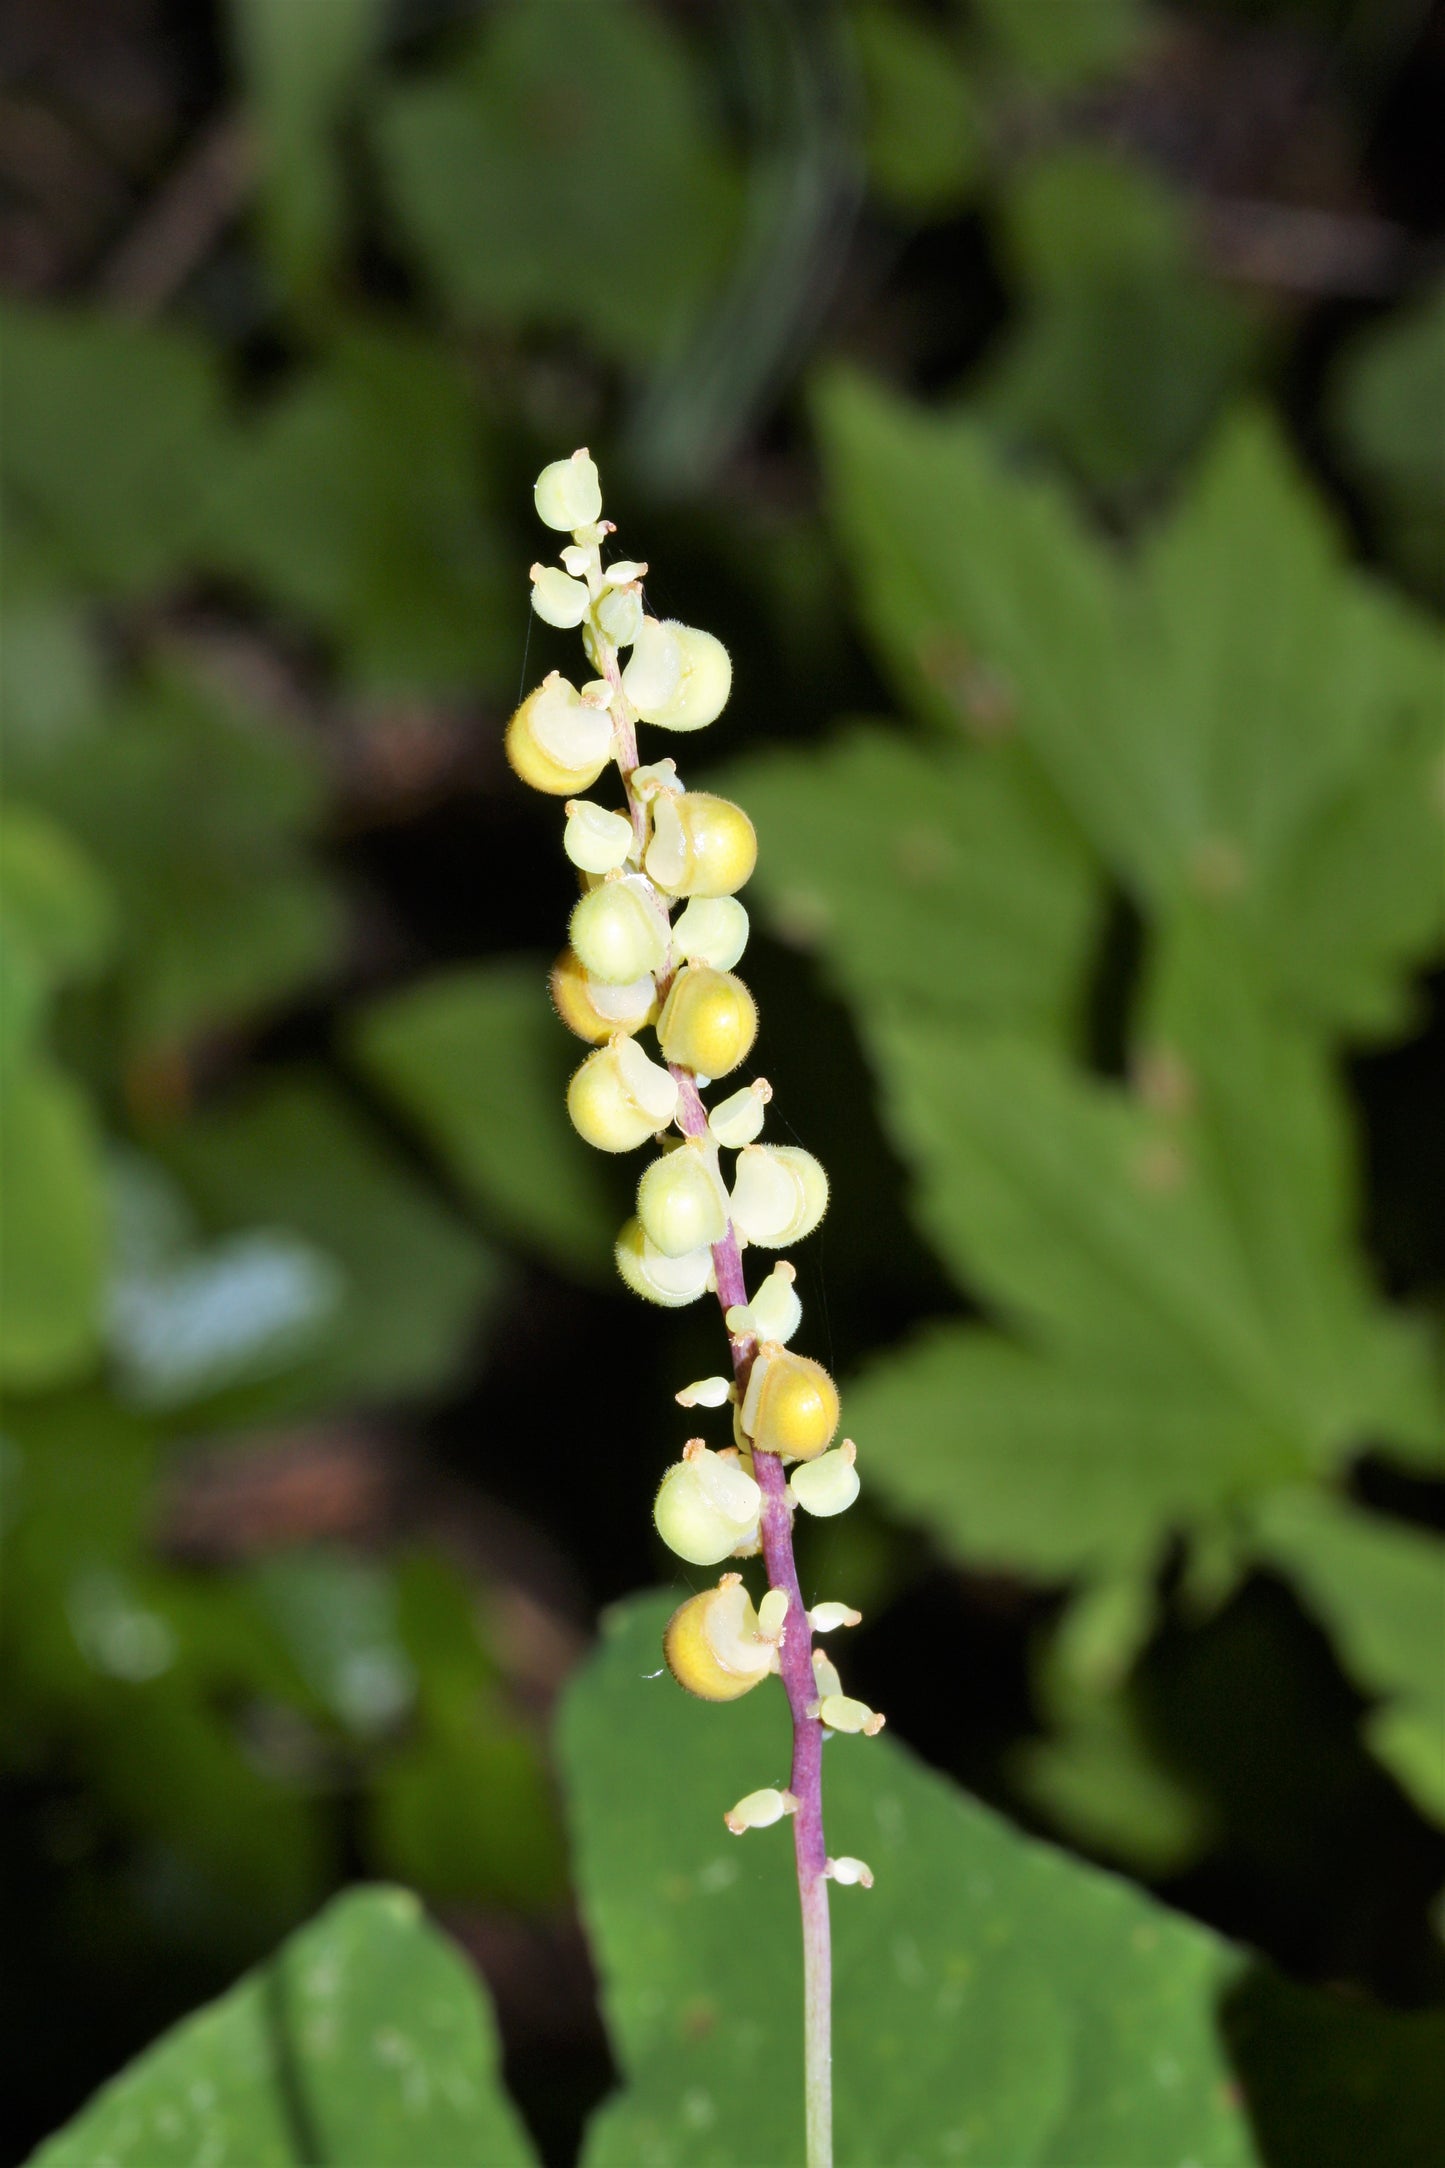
673,1069,833,2168
607,654,833,2167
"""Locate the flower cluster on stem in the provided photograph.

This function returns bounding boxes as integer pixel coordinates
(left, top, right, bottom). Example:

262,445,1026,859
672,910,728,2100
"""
510,450,883,2168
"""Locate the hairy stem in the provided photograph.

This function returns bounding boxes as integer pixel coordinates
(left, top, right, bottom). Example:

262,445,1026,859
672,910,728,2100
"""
606,644,833,2168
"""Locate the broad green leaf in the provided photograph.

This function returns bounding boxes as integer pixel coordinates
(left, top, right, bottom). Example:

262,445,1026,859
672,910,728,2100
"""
816,374,1445,1031
982,150,1258,495
228,0,386,310
0,305,226,595
0,803,113,990
871,1022,1323,1444
365,1554,565,1909
1250,1489,1445,1824
18,665,343,1055
153,1073,500,1417
718,721,1101,1038
970,0,1144,86
561,1592,1258,2167
351,960,619,1279
29,1885,538,2166
0,1053,105,1389
852,2,981,216
1331,280,1445,602
1141,908,1434,1455
373,0,739,361
844,1321,1278,1579
209,327,506,694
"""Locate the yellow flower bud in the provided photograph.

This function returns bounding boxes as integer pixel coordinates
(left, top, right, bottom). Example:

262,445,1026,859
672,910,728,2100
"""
640,624,732,731
673,895,750,972
729,1144,828,1247
563,799,634,874
549,949,656,1044
621,618,683,716
530,563,591,628
637,1142,728,1257
615,1217,713,1307
809,1601,863,1633
567,1039,678,1153
663,1574,779,1702
596,584,643,648
570,875,667,985
816,1694,885,1736
654,1441,761,1565
725,1787,798,1834
789,1439,860,1517
645,793,757,899
505,674,612,795
725,1261,801,1346
707,1077,770,1147
827,1855,875,1886
740,1347,840,1462
657,966,758,1079
534,449,602,531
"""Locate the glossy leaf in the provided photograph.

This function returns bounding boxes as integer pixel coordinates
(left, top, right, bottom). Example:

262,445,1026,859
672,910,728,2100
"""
30,1886,538,2166
561,1592,1258,2167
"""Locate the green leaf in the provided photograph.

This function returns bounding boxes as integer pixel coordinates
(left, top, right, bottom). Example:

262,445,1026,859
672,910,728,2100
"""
1140,907,1432,1455
365,1554,565,1909
350,960,619,1279
970,0,1144,86
18,664,343,1055
0,803,113,991
209,328,506,695
718,721,1101,1038
153,1073,500,1418
852,2,981,217
815,374,1445,1032
1331,280,1445,602
1250,1489,1445,1824
228,0,386,310
29,1885,539,2166
981,150,1259,495
0,305,226,596
0,1053,105,1389
872,1022,1321,1443
844,1321,1275,1580
560,1592,1258,2167
373,0,739,361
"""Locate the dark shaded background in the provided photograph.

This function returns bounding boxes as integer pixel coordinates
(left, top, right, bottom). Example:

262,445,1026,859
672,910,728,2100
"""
1,2,1442,2162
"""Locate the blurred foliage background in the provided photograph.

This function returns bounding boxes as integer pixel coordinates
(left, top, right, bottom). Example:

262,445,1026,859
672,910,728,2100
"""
1,0,1442,2161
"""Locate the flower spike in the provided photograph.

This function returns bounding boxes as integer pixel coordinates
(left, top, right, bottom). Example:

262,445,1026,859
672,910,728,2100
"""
515,451,865,2168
